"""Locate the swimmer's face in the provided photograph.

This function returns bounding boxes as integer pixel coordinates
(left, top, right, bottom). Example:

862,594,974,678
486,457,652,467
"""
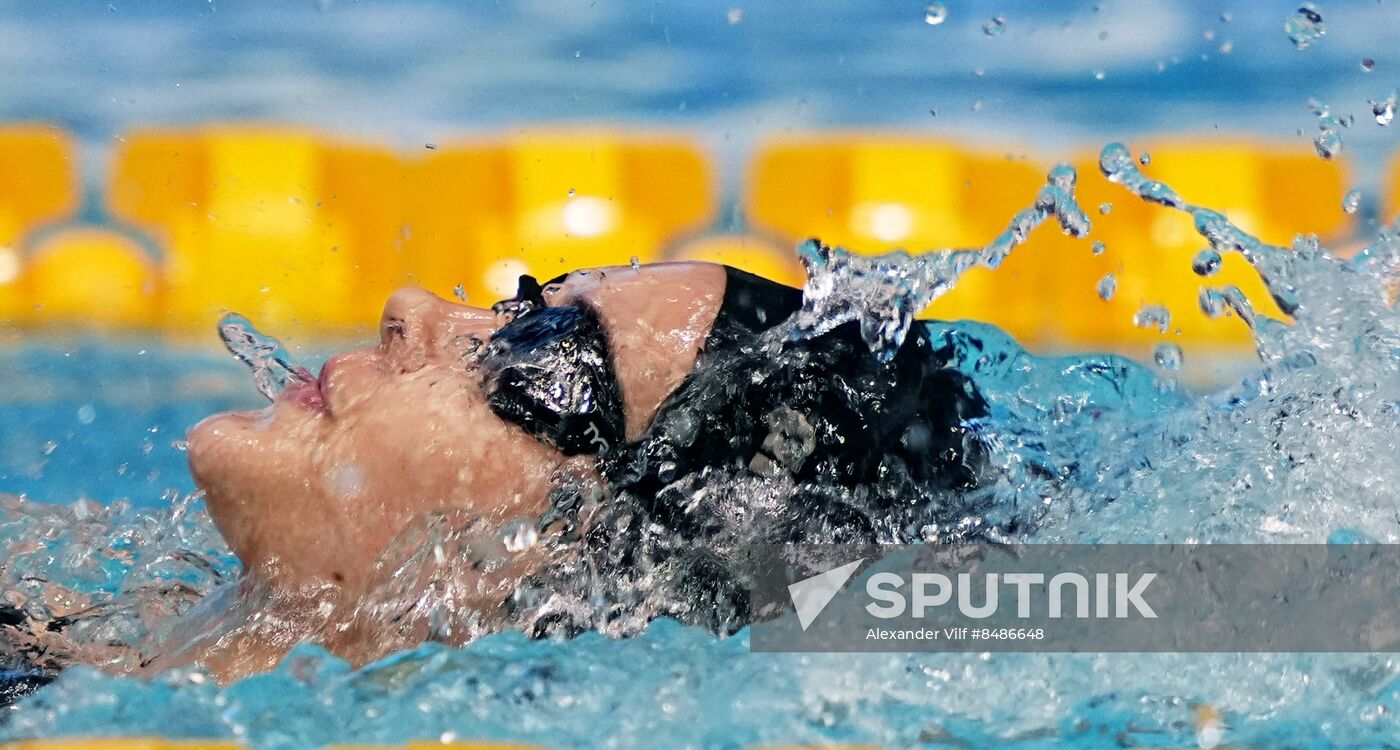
186,263,726,595
185,287,588,594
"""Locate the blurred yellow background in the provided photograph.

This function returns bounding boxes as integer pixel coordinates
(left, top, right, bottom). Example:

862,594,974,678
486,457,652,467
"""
0,123,1369,369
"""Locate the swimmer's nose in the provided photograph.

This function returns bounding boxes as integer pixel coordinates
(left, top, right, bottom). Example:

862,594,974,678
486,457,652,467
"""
380,287,439,349
379,287,495,366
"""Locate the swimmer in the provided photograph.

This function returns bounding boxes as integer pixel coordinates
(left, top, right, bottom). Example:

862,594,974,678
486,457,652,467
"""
3,259,991,689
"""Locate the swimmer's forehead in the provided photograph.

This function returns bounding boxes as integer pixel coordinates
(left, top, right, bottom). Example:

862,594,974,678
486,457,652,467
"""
540,261,725,306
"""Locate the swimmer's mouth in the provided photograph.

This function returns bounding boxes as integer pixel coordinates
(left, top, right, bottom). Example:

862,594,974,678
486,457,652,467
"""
280,362,330,413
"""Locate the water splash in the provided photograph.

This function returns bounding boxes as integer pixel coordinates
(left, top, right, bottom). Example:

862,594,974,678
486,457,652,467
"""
790,163,1089,360
0,493,235,678
1100,142,1303,319
216,313,315,402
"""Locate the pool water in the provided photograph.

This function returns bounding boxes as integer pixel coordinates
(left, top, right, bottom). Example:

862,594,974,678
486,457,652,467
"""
5,152,1400,748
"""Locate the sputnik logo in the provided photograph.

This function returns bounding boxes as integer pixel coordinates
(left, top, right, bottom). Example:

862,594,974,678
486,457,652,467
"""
787,558,865,631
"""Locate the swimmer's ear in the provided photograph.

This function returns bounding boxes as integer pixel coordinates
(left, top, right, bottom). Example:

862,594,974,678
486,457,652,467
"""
480,304,625,456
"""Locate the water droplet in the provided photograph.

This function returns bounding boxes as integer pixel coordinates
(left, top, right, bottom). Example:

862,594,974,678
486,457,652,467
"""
452,284,467,303
1098,202,1113,215
1133,304,1171,333
76,404,97,426
1093,69,1106,81
1153,342,1183,371
1138,151,1151,166
1096,273,1117,301
726,8,743,24
1360,58,1376,72
171,439,190,452
1309,99,1344,158
630,256,641,270
1091,241,1107,256
924,2,948,25
1199,288,1227,318
501,518,540,552
1370,91,1397,125
1219,11,1232,22
40,441,57,456
424,143,438,151
1203,30,1216,42
982,16,1006,36
1192,249,1223,276
1284,3,1325,50
1219,40,1233,54
971,99,983,111
329,464,366,499
1342,189,1361,214
567,188,576,197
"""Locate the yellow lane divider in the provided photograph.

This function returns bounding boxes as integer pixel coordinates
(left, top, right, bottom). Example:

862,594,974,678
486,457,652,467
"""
108,126,397,337
401,130,714,306
0,124,1364,365
0,124,80,321
20,228,157,329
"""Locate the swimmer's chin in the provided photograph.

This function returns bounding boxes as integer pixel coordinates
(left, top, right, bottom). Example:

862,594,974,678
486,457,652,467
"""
186,410,254,495
184,402,316,495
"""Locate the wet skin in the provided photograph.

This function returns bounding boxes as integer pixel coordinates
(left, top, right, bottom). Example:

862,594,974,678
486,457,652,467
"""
177,262,726,680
